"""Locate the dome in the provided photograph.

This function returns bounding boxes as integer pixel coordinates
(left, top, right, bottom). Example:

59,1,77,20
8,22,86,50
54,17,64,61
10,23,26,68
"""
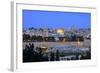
57,29,64,35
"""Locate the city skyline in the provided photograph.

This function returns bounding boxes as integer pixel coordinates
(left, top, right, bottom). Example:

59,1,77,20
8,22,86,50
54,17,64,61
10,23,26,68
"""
23,10,91,29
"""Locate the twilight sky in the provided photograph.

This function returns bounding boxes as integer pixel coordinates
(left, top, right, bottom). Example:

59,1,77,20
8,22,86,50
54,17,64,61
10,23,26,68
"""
23,10,91,29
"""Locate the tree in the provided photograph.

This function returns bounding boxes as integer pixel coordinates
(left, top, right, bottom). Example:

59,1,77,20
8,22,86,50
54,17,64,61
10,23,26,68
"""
50,51,55,61
23,34,31,42
56,50,60,61
71,34,77,41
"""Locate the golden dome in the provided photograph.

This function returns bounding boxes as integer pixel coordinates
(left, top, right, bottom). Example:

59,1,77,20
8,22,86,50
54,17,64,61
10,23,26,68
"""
57,29,64,35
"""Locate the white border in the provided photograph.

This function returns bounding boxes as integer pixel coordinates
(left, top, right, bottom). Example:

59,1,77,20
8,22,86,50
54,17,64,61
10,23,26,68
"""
11,2,97,71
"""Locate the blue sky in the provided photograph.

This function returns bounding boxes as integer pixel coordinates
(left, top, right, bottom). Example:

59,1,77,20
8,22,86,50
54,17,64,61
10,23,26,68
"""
23,10,91,29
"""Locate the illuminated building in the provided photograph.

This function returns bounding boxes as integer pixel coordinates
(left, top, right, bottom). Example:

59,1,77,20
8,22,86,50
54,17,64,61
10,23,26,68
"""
56,29,64,36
